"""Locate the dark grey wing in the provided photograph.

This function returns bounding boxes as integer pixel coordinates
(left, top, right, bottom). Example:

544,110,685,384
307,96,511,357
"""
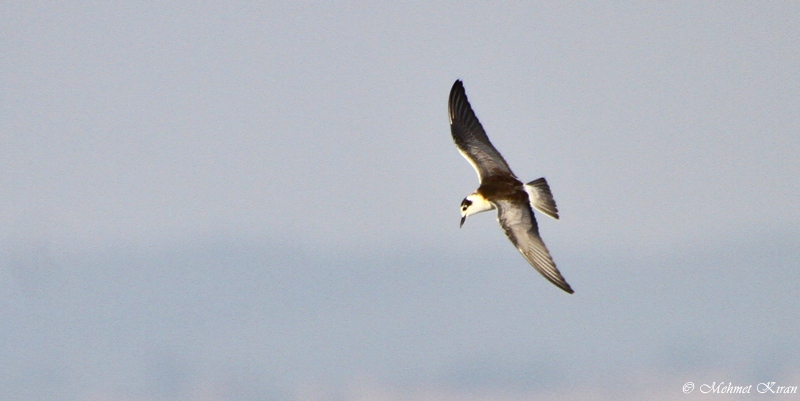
495,199,573,294
449,80,514,182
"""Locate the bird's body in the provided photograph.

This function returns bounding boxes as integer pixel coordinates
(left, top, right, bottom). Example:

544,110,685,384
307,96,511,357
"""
449,80,573,294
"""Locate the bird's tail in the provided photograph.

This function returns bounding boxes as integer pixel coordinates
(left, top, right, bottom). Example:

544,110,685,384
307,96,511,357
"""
524,178,559,220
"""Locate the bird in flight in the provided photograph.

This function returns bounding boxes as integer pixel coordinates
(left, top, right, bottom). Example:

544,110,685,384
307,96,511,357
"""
449,80,573,294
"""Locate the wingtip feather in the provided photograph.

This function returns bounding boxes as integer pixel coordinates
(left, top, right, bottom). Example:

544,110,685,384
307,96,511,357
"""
448,79,467,124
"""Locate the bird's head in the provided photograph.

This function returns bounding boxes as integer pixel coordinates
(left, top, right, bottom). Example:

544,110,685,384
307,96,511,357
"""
460,193,494,227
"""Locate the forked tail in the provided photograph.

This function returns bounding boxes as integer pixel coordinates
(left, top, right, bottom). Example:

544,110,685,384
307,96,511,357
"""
524,177,559,220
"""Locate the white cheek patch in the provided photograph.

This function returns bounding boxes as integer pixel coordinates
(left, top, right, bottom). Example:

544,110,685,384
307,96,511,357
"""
465,194,495,216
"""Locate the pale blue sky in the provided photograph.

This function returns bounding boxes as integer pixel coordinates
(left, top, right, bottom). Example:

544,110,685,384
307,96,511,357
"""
2,3,799,400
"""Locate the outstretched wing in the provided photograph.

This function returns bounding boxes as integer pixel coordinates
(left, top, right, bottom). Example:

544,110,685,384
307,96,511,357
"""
495,198,573,294
448,80,514,182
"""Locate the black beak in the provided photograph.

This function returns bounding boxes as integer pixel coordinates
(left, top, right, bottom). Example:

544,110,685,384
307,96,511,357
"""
460,216,466,228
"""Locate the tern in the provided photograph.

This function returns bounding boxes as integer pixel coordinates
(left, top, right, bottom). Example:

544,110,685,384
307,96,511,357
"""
449,80,573,294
